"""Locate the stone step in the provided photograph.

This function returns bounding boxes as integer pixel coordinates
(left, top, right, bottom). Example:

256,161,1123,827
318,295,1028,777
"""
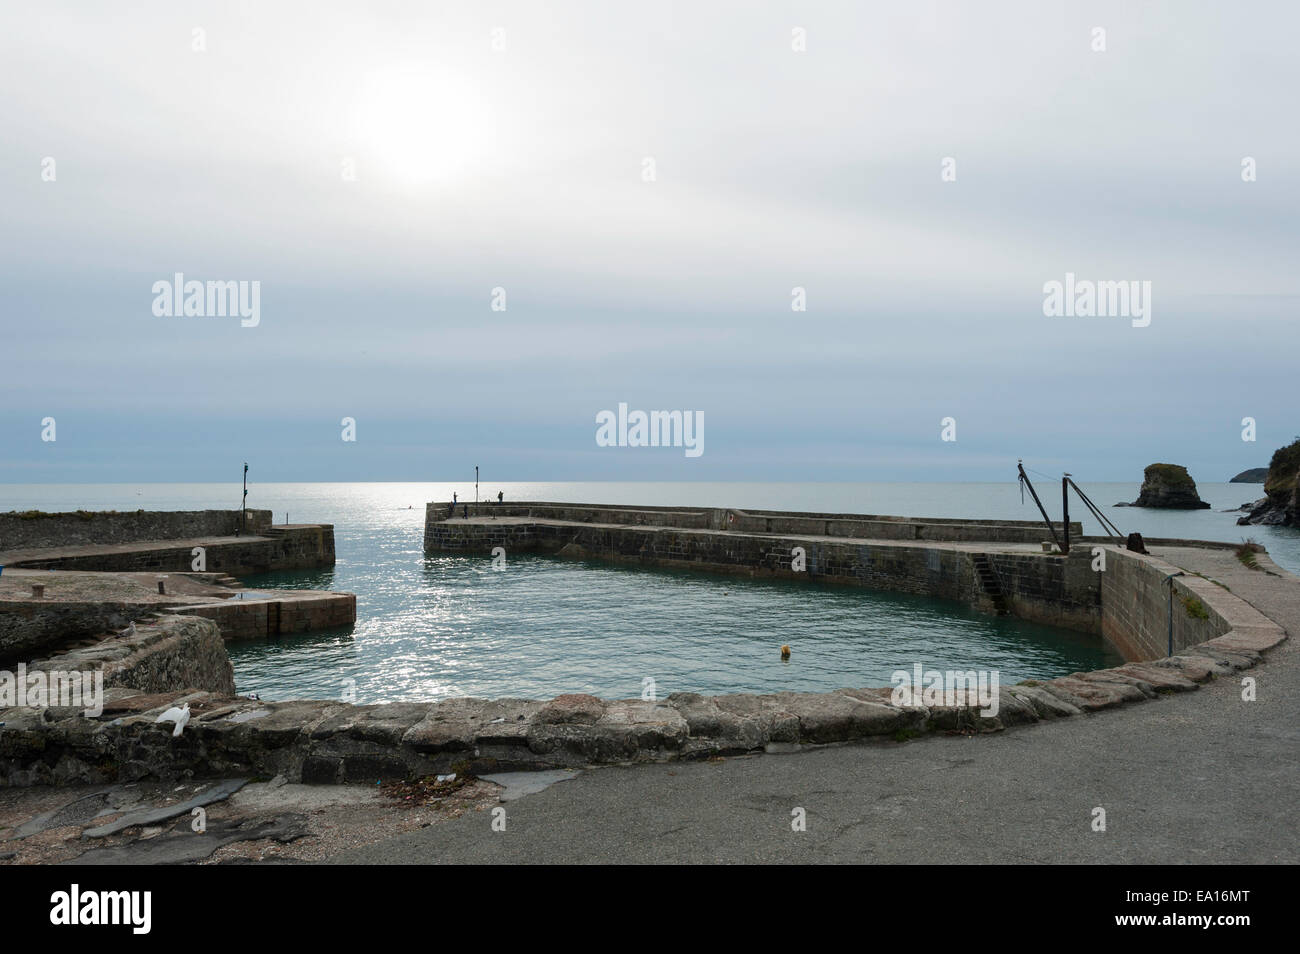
972,554,1010,616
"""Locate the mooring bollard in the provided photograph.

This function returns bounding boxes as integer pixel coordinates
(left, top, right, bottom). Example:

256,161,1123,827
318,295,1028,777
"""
31,583,45,599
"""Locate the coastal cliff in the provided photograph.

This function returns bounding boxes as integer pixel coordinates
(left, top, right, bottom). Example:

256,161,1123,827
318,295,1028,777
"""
1229,468,1268,483
1122,463,1210,509
1238,440,1300,526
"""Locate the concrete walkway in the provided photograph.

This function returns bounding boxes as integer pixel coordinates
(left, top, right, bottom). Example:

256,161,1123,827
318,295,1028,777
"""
0,534,273,569
333,547,1299,864
438,514,1056,554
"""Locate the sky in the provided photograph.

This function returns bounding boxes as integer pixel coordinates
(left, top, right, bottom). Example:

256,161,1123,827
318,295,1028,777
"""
1,0,1296,484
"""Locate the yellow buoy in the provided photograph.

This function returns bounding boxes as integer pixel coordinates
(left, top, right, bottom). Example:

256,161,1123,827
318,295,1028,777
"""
780,644,791,660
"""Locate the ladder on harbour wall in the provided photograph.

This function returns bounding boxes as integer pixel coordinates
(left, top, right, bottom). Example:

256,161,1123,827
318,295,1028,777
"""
972,554,1009,616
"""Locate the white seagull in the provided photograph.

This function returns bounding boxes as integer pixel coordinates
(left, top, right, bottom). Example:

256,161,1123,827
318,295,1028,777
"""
155,703,191,738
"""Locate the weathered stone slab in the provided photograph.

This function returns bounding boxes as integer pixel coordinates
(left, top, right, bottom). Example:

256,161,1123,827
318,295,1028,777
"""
831,688,948,732
309,702,430,745
982,687,1040,727
1006,684,1082,718
535,693,606,725
401,698,490,752
770,691,898,742
473,699,544,746
1114,664,1198,692
715,693,800,743
666,692,768,750
1146,655,1216,682
597,700,688,745
83,778,248,837
233,701,340,748
1182,647,1259,670
1075,669,1158,698
1163,653,1233,677
1043,677,1141,710
1203,628,1286,654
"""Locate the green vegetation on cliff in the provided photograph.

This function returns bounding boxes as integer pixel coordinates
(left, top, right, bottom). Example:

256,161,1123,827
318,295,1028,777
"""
1264,439,1300,501
1144,463,1197,488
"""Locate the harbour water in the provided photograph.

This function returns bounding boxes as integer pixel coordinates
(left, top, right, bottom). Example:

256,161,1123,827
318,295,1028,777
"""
2,481,1290,703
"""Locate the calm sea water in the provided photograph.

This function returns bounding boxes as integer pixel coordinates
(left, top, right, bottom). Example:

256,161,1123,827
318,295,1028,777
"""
4,481,1292,703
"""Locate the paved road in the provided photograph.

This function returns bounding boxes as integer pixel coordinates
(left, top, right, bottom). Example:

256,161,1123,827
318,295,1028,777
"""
335,548,1299,864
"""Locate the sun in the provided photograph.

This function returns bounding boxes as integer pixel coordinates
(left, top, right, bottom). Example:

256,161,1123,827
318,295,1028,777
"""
350,66,496,187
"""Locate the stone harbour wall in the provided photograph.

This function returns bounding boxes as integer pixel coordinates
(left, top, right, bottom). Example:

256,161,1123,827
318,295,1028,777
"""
179,592,357,641
5,525,335,576
0,593,1283,787
1100,548,1234,661
0,599,157,668
0,509,273,552
424,501,1080,546
426,509,1104,636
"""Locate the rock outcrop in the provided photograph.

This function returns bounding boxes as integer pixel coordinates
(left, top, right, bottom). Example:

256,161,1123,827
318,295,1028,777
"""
1238,440,1300,526
1125,463,1211,509
1229,468,1269,483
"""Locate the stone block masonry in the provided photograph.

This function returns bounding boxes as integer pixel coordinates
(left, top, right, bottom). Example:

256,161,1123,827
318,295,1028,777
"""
0,509,273,551
22,615,236,700
1101,548,1235,661
178,591,356,641
423,502,1260,665
425,502,1102,639
2,525,335,577
424,501,1082,547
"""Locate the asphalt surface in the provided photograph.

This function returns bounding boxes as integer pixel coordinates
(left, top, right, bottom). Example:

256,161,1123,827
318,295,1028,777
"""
334,548,1299,864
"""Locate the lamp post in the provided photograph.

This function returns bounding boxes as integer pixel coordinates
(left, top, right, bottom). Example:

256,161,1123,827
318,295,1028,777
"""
241,462,248,536
475,465,479,505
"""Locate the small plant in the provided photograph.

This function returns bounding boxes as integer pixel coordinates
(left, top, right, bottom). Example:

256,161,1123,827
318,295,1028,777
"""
1236,538,1263,570
1181,595,1210,620
892,727,919,743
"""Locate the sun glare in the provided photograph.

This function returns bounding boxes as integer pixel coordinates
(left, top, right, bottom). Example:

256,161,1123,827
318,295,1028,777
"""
350,66,496,187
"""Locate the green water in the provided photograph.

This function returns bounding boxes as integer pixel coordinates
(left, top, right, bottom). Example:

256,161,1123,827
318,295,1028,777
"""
230,553,1120,704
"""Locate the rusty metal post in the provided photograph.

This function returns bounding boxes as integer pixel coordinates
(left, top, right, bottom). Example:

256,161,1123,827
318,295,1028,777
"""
1061,475,1070,554
1017,461,1061,552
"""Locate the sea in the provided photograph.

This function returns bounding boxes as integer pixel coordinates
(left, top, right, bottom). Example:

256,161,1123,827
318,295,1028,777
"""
2,481,1291,704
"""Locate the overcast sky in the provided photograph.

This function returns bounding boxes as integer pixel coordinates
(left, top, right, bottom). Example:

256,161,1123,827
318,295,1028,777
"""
1,1,1296,484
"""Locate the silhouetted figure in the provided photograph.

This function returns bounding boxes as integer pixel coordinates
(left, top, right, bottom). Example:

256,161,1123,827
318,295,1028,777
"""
462,504,468,518
497,491,503,504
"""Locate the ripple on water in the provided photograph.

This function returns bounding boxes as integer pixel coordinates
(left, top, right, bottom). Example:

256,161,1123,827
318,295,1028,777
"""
231,554,1122,704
